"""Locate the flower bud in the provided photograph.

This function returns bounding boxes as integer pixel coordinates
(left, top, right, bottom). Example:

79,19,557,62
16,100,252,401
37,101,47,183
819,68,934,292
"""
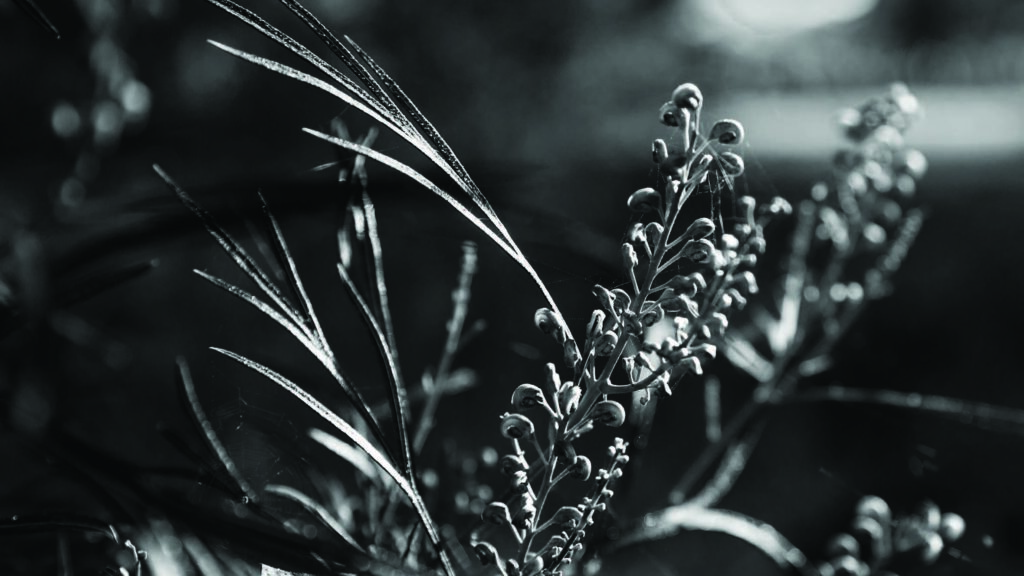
500,413,535,439
550,506,585,528
939,512,965,542
512,383,548,411
483,501,513,527
709,119,744,145
587,310,607,341
681,217,715,241
500,454,528,477
659,101,681,127
567,455,592,481
668,272,707,297
513,496,537,530
855,495,891,525
627,222,646,244
644,221,664,248
622,243,639,270
826,533,860,559
717,151,745,177
534,308,562,337
628,187,662,212
920,531,944,565
544,363,561,394
472,541,500,565
592,400,626,427
671,83,703,111
559,384,581,416
681,238,716,263
593,284,616,314
610,288,632,312
595,330,619,356
639,303,665,327
652,138,669,164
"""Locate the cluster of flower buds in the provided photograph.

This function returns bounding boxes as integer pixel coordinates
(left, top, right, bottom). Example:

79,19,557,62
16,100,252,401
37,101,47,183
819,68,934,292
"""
473,438,629,576
812,83,926,302
818,496,964,576
477,83,779,575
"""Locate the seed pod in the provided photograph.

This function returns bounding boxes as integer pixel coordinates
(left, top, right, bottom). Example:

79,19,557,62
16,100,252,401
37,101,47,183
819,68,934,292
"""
709,119,744,145
627,187,662,212
567,455,592,481
500,413,535,439
472,541,500,565
592,400,626,427
671,83,703,111
482,501,513,527
717,151,745,177
512,383,548,411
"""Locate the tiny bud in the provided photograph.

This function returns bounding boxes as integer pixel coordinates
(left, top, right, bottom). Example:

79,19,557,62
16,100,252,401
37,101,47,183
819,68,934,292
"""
652,138,669,164
628,187,662,212
639,303,665,326
939,512,965,542
523,555,544,576
545,363,562,395
920,531,944,565
568,455,592,480
559,385,582,416
668,272,707,297
506,558,522,576
512,383,548,411
611,288,633,311
513,498,537,530
587,310,607,341
595,330,619,356
512,470,531,493
644,221,664,247
500,413,536,439
681,238,716,263
592,400,626,427
717,151,745,177
483,501,513,527
472,541,500,565
659,101,681,127
855,495,891,524
622,243,639,270
551,506,585,527
534,308,562,337
500,454,529,477
682,217,716,241
593,284,616,314
709,119,745,145
918,501,941,531
627,223,646,244
826,533,860,559
671,83,703,111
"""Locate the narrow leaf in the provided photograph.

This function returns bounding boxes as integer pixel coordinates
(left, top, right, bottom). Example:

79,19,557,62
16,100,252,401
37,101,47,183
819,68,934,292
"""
265,484,366,554
177,357,258,504
309,428,383,487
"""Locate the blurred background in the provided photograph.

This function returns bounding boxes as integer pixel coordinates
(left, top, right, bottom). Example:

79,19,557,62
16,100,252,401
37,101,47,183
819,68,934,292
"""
1,0,1023,574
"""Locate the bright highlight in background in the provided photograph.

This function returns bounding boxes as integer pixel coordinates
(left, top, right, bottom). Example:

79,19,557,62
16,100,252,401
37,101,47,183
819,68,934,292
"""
695,0,879,36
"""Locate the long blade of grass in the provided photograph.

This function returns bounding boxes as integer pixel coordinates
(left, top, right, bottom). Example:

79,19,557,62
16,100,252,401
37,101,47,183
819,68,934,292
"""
206,40,405,141
212,347,454,575
204,0,395,128
308,428,384,487
275,0,412,135
13,0,60,39
153,165,311,341
259,195,328,351
336,262,413,476
265,484,367,554
304,129,571,334
615,506,811,575
177,357,258,505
